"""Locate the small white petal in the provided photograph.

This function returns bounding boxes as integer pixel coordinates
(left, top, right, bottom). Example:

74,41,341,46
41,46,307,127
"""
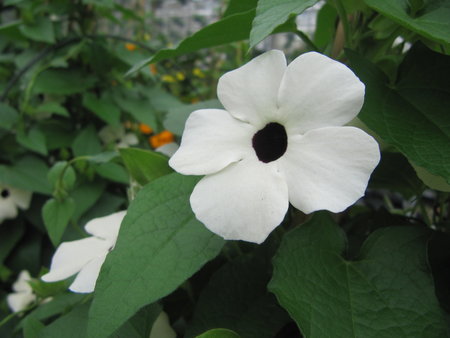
155,142,179,157
69,254,107,293
119,133,139,148
217,50,287,128
84,210,126,244
12,270,32,293
190,158,289,244
41,237,111,283
99,125,125,144
279,126,380,213
278,52,365,134
7,292,35,313
150,312,176,338
9,187,32,210
0,197,18,224
169,109,255,175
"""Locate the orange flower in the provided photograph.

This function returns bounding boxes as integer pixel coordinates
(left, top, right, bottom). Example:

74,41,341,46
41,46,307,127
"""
139,123,153,134
125,43,137,51
149,64,157,75
149,130,174,148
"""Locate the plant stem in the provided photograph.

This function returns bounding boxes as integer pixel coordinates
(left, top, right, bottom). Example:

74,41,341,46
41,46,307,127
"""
295,29,319,52
334,0,352,48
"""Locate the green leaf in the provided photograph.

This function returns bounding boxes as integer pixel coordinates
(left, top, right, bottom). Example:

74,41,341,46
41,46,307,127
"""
47,162,77,192
94,162,129,184
222,0,257,17
39,302,90,338
111,303,162,338
314,2,338,49
0,156,51,194
16,127,47,155
36,102,69,117
125,10,256,76
113,90,158,128
39,301,161,338
249,0,319,48
22,317,44,338
19,17,54,44
70,181,106,222
196,328,241,338
164,99,223,135
72,125,102,157
145,86,183,112
186,245,289,338
119,147,173,186
369,152,423,198
269,213,449,337
0,102,19,130
88,173,224,338
363,0,450,45
82,92,121,126
347,44,450,183
0,221,24,264
42,198,75,246
412,163,450,192
20,293,85,328
33,69,96,95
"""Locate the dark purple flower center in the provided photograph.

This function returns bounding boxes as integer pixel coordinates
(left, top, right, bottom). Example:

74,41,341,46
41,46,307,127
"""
1,189,10,198
252,122,288,163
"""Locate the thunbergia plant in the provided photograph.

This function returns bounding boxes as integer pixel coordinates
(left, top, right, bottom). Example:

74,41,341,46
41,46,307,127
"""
170,50,380,243
0,0,449,338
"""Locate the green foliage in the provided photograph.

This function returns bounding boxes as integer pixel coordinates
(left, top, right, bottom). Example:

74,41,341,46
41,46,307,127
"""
196,328,241,338
42,198,75,246
363,0,450,45
88,173,224,337
348,44,450,184
249,0,319,48
269,213,449,337
119,148,172,186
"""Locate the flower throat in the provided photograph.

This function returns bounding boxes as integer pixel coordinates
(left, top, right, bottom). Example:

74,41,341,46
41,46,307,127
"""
252,122,287,163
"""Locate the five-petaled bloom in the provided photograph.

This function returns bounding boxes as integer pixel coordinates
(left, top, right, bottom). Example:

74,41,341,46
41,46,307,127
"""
41,211,126,293
7,270,36,313
0,184,32,224
169,50,380,244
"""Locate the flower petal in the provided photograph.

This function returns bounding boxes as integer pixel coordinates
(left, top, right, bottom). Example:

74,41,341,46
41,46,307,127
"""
0,198,18,223
41,237,111,283
169,109,255,175
278,52,365,134
190,158,289,244
84,210,126,244
279,126,380,213
9,186,32,210
69,254,107,293
217,50,287,128
7,292,35,313
12,270,32,293
118,133,139,148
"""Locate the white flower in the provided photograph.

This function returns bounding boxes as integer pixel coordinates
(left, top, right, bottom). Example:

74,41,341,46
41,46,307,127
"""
41,211,126,293
7,270,36,313
0,184,32,224
169,50,380,244
98,125,138,149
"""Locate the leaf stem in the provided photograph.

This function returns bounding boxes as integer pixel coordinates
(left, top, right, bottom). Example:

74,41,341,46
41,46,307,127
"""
295,29,320,52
